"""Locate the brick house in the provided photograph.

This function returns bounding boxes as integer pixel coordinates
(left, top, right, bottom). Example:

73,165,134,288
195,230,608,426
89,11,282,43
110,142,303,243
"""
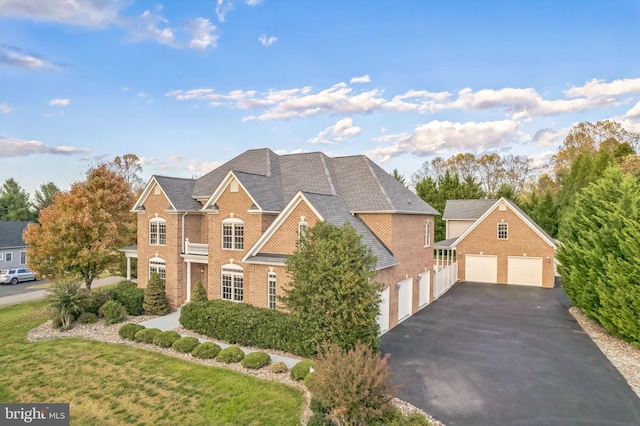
127,148,438,333
436,198,557,288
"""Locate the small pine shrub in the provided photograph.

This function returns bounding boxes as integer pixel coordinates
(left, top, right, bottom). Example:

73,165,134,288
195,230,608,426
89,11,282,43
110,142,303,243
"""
191,342,221,359
135,328,161,344
216,346,245,363
77,312,98,324
99,300,127,325
267,361,288,374
306,342,397,425
143,272,170,315
191,280,208,302
119,323,145,340
241,352,271,369
290,359,314,381
80,289,110,315
112,281,145,316
153,331,182,348
172,336,200,353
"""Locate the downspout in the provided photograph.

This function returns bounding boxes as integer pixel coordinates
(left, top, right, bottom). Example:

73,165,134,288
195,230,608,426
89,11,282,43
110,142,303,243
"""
182,211,188,253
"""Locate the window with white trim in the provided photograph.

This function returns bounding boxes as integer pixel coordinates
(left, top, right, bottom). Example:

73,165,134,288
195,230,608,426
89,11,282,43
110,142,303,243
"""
268,272,276,309
498,222,508,240
298,222,308,241
222,218,244,250
5,252,12,262
20,251,26,265
149,258,166,283
149,218,166,245
424,221,431,247
222,265,243,302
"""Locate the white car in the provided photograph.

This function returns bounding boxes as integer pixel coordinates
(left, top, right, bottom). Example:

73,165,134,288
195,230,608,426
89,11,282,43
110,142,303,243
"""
0,268,37,285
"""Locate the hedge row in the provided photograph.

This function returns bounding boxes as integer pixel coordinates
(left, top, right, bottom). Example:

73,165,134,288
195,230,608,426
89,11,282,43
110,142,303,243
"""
179,300,315,357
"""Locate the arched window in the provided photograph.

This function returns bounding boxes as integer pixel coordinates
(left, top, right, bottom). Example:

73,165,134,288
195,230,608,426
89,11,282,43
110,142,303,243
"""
268,272,276,309
222,218,244,250
149,257,166,283
221,264,243,302
149,218,166,245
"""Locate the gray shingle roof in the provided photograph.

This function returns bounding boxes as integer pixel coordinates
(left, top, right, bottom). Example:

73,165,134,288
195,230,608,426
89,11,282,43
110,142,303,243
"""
153,176,201,211
442,199,498,220
0,221,31,249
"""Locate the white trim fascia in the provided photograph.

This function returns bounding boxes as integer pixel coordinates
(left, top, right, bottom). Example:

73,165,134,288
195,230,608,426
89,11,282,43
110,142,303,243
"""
243,259,287,267
131,176,178,212
241,191,324,262
201,171,263,212
180,254,209,264
451,197,556,249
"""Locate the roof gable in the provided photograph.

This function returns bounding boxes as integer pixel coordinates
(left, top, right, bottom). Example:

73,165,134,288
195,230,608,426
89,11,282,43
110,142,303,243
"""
0,221,31,248
202,171,266,212
442,199,497,220
133,176,200,212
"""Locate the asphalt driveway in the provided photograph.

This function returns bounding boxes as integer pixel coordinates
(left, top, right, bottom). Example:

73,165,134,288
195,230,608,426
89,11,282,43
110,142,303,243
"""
381,282,640,426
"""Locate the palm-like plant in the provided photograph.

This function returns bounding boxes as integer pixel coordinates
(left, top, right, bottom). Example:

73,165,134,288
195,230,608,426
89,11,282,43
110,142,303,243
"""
48,278,87,329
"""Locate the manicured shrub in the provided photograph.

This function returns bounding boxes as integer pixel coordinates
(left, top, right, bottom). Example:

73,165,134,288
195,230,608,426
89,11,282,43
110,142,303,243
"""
216,346,245,363
290,360,314,381
153,331,181,348
48,278,86,329
267,361,288,374
306,342,397,425
179,300,314,357
135,327,161,344
112,280,145,316
241,352,271,369
172,336,200,353
143,272,170,315
99,300,127,325
307,398,331,426
80,289,110,315
370,411,431,426
77,312,98,324
119,323,145,340
191,342,221,359
304,371,316,388
191,280,208,302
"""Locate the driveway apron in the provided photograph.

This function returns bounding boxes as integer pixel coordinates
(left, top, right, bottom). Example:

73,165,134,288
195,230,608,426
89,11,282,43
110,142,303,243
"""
381,282,640,426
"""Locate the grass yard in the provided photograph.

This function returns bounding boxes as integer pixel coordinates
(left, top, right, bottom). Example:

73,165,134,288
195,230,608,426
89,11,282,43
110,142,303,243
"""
0,300,305,425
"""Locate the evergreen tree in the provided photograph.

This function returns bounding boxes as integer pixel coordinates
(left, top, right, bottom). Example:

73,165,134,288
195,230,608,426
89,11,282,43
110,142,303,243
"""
32,182,60,218
282,221,382,351
0,178,35,221
143,272,170,315
495,183,520,205
191,280,208,302
526,189,558,238
391,168,407,187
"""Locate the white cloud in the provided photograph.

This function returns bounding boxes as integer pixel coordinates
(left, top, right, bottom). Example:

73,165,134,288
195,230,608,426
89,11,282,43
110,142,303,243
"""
618,101,640,132
369,119,525,162
308,118,362,144
258,34,277,46
0,136,90,157
0,44,59,70
127,10,178,47
0,103,13,113
350,75,371,84
565,78,640,99
188,18,218,49
529,151,556,168
273,148,305,155
0,0,121,27
216,0,261,22
49,98,70,106
187,160,222,176
532,127,568,147
624,100,640,119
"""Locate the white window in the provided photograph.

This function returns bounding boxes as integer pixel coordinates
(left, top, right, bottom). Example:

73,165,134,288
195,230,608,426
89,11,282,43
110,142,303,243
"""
5,252,12,262
424,221,431,247
149,218,166,245
149,258,166,282
298,222,308,241
498,222,508,240
20,251,26,265
222,218,244,250
221,265,243,302
268,272,276,309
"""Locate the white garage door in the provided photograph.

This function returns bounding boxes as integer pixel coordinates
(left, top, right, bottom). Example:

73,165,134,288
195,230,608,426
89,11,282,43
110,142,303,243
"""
397,278,413,322
465,254,498,283
377,287,390,335
508,256,543,286
419,272,431,308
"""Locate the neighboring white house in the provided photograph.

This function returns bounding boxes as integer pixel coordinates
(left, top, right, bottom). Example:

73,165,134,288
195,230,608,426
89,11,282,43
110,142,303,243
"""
0,221,31,269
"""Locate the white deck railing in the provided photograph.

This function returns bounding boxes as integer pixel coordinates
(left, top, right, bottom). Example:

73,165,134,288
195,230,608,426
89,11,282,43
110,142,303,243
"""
184,238,208,255
434,261,458,299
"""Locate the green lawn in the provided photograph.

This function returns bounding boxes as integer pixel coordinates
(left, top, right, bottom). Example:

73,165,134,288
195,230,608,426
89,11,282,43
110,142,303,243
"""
0,300,304,425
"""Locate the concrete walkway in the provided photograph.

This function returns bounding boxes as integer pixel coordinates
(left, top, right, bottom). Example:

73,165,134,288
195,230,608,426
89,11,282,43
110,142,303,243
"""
0,276,124,307
140,309,303,369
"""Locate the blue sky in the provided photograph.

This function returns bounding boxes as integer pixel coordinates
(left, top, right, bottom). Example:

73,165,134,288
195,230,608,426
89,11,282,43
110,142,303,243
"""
1,0,639,195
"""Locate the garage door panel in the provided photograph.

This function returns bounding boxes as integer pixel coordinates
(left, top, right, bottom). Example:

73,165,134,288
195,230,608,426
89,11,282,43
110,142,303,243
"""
378,287,390,335
397,278,413,322
465,255,498,283
508,257,543,286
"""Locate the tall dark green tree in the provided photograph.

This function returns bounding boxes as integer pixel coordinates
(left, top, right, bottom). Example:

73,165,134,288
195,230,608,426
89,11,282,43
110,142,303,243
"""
0,178,35,221
525,189,558,238
390,168,407,187
32,181,61,218
557,166,640,346
282,221,382,351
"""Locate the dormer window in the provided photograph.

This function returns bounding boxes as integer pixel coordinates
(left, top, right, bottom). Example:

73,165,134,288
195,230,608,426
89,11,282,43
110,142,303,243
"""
222,218,244,250
149,218,166,245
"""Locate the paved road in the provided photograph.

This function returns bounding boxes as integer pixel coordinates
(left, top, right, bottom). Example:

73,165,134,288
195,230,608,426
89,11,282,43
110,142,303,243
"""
0,276,124,306
381,282,640,426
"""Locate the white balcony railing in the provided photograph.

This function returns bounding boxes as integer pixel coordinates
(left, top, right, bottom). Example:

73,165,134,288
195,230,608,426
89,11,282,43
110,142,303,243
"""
185,238,208,256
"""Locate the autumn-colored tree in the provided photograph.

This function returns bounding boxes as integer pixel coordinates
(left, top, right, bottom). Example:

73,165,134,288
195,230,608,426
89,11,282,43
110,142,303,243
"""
104,153,145,194
24,165,136,289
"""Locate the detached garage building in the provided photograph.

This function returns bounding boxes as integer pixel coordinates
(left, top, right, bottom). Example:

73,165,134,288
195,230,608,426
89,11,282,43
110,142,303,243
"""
438,198,556,288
